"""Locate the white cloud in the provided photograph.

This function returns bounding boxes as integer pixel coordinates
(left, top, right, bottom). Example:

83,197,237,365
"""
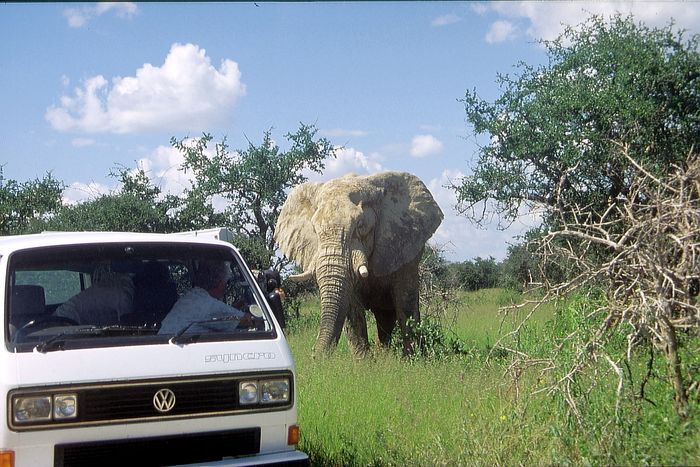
431,14,462,27
46,43,246,134
485,20,518,44
95,2,138,17
304,147,384,182
410,134,444,158
64,2,138,28
134,144,194,197
474,1,700,43
138,144,237,214
319,128,369,138
63,141,195,206
64,10,87,28
63,139,240,221
62,181,111,205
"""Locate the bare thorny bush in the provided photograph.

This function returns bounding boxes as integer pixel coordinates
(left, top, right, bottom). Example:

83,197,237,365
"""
418,244,459,320
499,145,700,423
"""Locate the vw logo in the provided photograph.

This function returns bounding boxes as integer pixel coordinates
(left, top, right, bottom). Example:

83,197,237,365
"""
153,388,176,413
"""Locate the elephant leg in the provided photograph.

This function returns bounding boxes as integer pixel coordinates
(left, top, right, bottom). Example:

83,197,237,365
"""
344,307,370,357
396,293,420,356
392,261,422,356
373,308,396,347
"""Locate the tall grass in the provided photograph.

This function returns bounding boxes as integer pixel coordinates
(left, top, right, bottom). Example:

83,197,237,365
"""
285,289,699,466
449,288,554,350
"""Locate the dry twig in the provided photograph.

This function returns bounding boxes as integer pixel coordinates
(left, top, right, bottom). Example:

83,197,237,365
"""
501,146,700,422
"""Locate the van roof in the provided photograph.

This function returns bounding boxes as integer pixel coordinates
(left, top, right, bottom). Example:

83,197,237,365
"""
0,231,235,256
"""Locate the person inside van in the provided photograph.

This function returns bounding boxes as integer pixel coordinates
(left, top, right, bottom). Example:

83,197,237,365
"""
54,263,135,326
158,260,255,335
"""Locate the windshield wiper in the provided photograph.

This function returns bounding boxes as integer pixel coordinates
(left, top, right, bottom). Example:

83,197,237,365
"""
34,325,153,353
169,316,241,345
34,331,74,353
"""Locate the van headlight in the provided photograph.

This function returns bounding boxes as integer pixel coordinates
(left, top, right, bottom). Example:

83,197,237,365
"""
12,394,77,424
239,378,290,406
239,382,259,405
260,379,289,404
53,394,78,419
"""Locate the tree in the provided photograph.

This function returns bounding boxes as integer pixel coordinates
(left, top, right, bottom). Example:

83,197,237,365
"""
457,14,700,423
0,169,63,235
445,256,502,291
171,123,336,269
47,167,181,233
498,243,532,291
455,14,700,230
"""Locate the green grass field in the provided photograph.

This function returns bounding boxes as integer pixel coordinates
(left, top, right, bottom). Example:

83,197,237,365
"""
285,289,700,466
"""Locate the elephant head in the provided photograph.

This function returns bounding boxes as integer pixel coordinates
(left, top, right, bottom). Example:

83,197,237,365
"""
275,171,443,354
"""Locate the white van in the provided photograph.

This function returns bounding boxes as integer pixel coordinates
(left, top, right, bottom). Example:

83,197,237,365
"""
0,231,308,467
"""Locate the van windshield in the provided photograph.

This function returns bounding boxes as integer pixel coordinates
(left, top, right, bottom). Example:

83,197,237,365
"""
6,242,276,353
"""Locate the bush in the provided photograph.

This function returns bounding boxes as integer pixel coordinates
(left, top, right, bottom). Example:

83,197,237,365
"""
390,316,474,361
510,291,699,464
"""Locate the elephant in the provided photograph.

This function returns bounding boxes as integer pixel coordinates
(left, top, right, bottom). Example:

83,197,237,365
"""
275,171,443,356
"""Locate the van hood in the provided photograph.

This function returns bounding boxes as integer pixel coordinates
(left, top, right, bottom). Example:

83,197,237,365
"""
9,338,295,387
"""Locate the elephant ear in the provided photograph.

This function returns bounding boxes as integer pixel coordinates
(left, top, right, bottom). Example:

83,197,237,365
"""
275,182,321,272
368,172,444,277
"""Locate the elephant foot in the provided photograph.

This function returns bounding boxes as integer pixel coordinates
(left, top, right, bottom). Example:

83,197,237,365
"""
351,346,370,359
347,335,370,359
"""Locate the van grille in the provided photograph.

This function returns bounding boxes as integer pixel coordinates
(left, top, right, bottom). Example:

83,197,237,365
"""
55,428,260,467
9,372,293,431
82,378,239,421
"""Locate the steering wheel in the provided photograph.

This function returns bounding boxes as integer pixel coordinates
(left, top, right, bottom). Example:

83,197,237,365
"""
13,316,79,343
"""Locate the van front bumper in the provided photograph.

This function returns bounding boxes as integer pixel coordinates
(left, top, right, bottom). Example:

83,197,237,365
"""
176,450,309,466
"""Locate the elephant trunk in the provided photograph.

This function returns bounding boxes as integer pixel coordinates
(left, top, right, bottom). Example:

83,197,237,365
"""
314,251,351,354
288,243,367,285
313,227,360,355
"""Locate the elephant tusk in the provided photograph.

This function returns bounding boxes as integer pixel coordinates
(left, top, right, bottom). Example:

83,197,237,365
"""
289,270,314,282
351,248,369,279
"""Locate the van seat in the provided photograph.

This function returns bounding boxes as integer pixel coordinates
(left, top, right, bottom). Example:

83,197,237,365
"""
10,285,46,328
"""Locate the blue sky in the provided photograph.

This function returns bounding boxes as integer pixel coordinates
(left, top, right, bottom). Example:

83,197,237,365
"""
2,2,699,262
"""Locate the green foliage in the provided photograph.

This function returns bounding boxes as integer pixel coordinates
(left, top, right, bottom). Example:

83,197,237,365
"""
171,124,336,268
498,229,570,291
283,293,321,337
426,241,551,294
419,243,449,286
390,316,469,361
0,170,63,235
517,291,700,464
445,256,502,291
231,234,271,271
456,14,700,229
498,243,532,291
168,190,228,233
47,167,180,233
294,349,519,467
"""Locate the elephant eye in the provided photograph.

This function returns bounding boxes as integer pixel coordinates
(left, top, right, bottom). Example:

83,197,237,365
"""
357,214,374,238
355,219,367,237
